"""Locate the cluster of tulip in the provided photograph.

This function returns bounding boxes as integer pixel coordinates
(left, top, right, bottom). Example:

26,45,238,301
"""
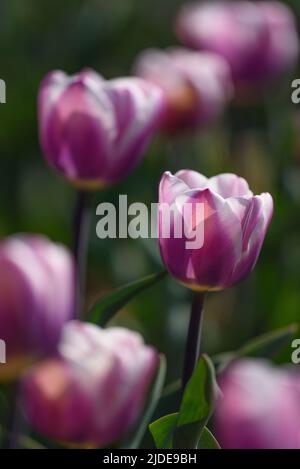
0,0,299,450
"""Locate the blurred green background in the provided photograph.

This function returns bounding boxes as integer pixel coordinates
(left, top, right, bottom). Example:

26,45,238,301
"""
1,0,300,445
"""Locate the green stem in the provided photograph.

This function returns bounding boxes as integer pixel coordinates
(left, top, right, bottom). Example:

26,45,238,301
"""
73,190,92,318
181,291,206,392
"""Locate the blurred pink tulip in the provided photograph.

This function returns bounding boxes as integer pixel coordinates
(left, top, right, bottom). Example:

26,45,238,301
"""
38,69,164,189
0,235,75,380
22,321,159,447
216,359,300,449
158,170,273,291
134,48,232,133
175,1,299,87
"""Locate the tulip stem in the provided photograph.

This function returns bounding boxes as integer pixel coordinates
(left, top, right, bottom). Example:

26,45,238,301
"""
73,190,92,318
181,291,206,392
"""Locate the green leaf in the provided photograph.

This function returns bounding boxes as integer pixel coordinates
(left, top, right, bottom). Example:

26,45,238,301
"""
237,323,298,358
20,436,46,449
149,413,178,449
197,427,221,449
214,323,298,372
124,355,167,449
161,379,181,398
173,354,219,449
150,417,220,450
87,270,167,326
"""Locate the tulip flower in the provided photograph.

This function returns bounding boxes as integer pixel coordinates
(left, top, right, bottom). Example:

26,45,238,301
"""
134,48,232,133
158,170,273,291
175,1,299,87
38,69,164,190
215,359,300,449
0,235,75,380
22,321,159,447
159,170,273,391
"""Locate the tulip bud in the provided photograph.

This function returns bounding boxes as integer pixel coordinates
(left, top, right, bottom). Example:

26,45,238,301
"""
22,321,159,447
0,235,75,380
175,1,299,87
134,48,232,133
158,170,273,291
215,359,300,449
38,69,164,190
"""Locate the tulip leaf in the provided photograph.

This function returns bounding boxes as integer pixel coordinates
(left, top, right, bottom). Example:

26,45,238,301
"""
87,270,167,326
124,354,167,449
197,427,221,449
150,357,220,450
20,435,46,449
214,323,298,372
173,354,219,449
150,413,220,450
149,413,178,449
237,323,298,358
161,379,181,398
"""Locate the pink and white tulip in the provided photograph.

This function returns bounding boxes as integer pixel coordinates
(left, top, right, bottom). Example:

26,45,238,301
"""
22,321,159,447
158,170,273,291
134,48,232,132
0,235,75,380
38,69,164,189
216,359,300,449
175,1,299,87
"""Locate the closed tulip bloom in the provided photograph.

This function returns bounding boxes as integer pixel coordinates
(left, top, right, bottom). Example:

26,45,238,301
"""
38,69,164,189
0,235,75,380
134,48,232,133
216,360,300,449
175,1,299,86
158,170,273,291
22,321,159,447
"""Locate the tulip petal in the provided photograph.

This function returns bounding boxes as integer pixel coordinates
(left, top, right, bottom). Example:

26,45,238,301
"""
159,171,190,204
25,237,75,351
0,240,40,356
208,173,253,198
40,74,115,180
175,169,208,189
228,193,273,286
175,188,243,289
159,173,195,283
103,77,164,182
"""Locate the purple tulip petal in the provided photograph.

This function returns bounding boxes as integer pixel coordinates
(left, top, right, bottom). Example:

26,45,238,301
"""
175,169,208,189
159,171,190,204
103,77,164,182
208,173,253,198
228,193,273,286
39,74,115,181
179,188,243,289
